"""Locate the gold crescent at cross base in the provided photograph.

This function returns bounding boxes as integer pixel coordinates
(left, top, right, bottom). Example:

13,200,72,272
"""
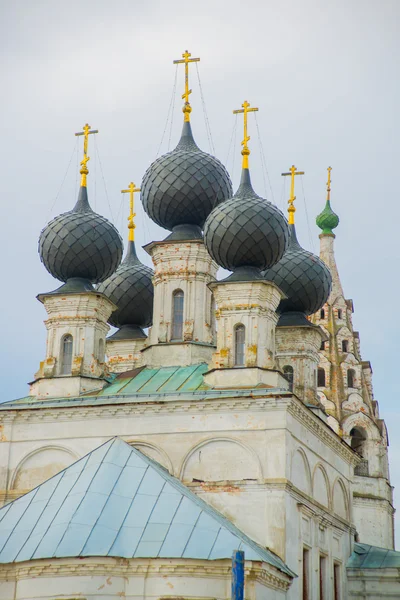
173,50,200,122
233,100,259,169
281,165,305,225
75,123,98,188
121,182,140,242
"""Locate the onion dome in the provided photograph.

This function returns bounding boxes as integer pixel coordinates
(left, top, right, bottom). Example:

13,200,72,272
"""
140,121,232,237
263,224,332,315
316,167,339,234
39,124,123,288
203,100,289,279
97,241,154,338
97,181,154,338
204,169,289,276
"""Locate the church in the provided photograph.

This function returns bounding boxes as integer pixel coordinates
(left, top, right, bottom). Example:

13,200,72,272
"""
0,51,398,599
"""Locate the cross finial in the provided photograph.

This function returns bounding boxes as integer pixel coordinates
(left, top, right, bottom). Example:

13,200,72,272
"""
121,182,140,241
233,100,259,169
75,123,98,187
326,166,332,202
281,165,305,225
173,50,200,122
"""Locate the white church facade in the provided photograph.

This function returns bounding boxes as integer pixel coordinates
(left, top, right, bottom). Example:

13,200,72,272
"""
0,52,398,600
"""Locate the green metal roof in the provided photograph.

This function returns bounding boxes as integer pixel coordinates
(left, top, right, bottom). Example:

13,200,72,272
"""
347,543,400,569
0,364,290,410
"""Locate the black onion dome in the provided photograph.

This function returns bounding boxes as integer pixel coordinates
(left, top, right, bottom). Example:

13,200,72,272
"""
203,169,289,272
140,121,232,232
263,224,332,315
39,186,123,284
97,241,154,329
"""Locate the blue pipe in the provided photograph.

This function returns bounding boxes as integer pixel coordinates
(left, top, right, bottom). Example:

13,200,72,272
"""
232,550,245,600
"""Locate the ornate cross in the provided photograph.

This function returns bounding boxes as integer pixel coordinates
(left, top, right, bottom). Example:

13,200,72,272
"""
173,50,200,122
326,166,332,201
233,100,259,169
281,165,305,225
75,123,98,187
121,182,140,241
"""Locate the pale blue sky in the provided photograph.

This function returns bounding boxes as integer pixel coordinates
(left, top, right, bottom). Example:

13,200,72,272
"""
1,0,399,544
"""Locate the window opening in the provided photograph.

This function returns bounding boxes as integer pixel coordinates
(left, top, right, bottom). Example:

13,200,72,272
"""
234,324,245,366
337,309,342,319
342,339,348,352
317,367,326,387
319,555,327,600
320,308,325,319
283,365,294,392
172,290,184,340
98,338,104,361
302,548,310,600
347,368,355,388
61,335,73,375
320,341,326,351
334,563,341,600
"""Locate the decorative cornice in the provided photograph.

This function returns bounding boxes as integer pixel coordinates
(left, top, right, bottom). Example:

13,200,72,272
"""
0,394,356,464
0,558,291,590
287,398,358,464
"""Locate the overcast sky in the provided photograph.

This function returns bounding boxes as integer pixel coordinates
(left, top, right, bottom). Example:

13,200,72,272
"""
1,0,399,544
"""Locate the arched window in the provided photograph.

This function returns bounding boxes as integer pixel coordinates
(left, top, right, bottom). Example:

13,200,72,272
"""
337,309,342,319
350,427,367,456
320,308,325,319
172,290,184,340
98,338,105,361
320,341,326,351
317,367,326,387
342,339,348,352
347,369,355,388
351,427,369,475
283,365,294,392
234,324,245,366
61,334,73,375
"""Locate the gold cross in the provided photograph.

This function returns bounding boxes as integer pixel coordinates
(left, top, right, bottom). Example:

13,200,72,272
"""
75,123,98,187
121,182,140,241
326,166,332,201
173,50,200,122
233,100,259,169
281,165,305,225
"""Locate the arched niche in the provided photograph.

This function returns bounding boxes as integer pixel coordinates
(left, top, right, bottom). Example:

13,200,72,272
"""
181,438,261,482
342,413,380,442
11,446,77,491
332,478,348,520
312,465,330,508
291,449,311,495
129,441,173,473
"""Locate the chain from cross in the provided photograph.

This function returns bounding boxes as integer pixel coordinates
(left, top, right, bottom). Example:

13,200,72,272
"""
173,50,200,122
281,165,305,225
122,182,140,242
75,123,98,186
233,100,259,169
326,166,332,201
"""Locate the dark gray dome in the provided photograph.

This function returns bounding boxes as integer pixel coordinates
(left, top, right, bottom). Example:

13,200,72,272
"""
140,121,232,233
97,241,154,329
39,187,123,284
203,169,289,273
263,224,332,315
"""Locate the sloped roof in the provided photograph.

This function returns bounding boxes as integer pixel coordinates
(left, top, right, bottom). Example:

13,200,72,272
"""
0,363,289,410
0,437,294,577
347,543,400,569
